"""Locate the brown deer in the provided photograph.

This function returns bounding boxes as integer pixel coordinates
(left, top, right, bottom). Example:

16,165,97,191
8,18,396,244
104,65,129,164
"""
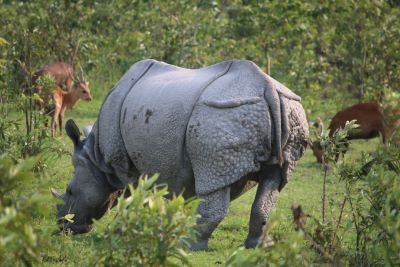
32,62,91,107
32,62,75,93
50,82,92,137
309,102,400,163
32,62,92,136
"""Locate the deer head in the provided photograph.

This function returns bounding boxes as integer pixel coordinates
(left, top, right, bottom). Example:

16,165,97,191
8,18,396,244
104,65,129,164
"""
73,66,92,101
308,117,324,163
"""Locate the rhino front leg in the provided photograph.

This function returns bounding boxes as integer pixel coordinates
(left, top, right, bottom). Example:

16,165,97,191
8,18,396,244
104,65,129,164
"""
191,187,230,251
245,165,281,248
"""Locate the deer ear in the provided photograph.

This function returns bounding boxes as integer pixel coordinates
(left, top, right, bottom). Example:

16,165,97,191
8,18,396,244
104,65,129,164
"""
65,119,81,148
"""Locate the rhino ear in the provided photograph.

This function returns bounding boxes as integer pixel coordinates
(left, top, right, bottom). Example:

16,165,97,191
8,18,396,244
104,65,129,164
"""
65,119,81,148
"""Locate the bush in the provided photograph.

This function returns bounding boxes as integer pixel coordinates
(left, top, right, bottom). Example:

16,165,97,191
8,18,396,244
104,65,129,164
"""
224,215,312,267
0,116,67,162
0,118,21,157
0,154,51,266
339,142,400,266
92,175,199,267
226,121,400,266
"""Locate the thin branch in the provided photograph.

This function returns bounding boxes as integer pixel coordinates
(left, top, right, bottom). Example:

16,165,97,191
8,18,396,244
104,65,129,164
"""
322,159,328,224
348,196,361,252
330,196,347,250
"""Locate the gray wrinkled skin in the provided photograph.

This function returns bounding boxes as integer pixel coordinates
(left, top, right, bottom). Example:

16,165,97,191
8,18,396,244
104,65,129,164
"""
56,59,308,249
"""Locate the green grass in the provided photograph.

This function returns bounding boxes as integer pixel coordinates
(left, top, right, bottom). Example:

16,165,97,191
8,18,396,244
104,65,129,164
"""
36,92,379,266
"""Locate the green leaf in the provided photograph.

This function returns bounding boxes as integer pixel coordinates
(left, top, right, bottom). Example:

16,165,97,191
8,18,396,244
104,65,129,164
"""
0,37,7,46
143,174,159,190
63,214,75,223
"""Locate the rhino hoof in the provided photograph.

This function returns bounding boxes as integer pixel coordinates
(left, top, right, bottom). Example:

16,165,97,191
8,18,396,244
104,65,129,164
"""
190,240,208,251
244,236,261,249
245,235,275,249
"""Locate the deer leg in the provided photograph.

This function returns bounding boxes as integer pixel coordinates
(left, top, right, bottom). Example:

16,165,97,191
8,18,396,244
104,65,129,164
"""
245,165,281,248
191,187,230,251
50,116,55,137
51,104,61,137
58,113,63,135
59,107,66,136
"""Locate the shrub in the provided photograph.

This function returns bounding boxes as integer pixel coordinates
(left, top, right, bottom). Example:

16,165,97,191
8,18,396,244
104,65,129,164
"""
0,116,64,162
225,121,400,266
339,141,400,266
0,118,21,157
0,154,51,266
92,175,199,267
224,215,311,267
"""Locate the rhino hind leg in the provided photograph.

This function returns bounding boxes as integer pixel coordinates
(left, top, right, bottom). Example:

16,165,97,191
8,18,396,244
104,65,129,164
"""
245,165,281,248
191,187,230,251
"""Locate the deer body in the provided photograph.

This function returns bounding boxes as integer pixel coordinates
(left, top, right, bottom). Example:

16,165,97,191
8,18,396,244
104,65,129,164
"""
32,62,75,93
51,84,92,137
310,102,398,163
329,102,385,141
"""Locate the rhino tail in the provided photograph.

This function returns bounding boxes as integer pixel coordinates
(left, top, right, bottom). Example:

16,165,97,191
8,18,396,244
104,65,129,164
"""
264,78,283,165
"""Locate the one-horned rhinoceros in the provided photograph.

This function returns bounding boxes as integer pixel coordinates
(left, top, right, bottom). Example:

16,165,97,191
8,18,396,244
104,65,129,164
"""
53,59,308,250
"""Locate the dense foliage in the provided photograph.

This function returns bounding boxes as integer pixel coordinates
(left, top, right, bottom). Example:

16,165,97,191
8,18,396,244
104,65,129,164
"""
0,0,399,266
1,0,399,110
92,175,199,266
0,155,50,266
0,158,199,266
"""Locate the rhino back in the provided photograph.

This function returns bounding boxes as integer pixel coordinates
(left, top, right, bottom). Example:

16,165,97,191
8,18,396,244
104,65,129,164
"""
96,59,304,195
120,60,232,186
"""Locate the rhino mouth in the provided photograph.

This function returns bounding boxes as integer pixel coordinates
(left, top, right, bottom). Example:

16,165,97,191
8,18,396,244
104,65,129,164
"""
68,223,93,234
55,216,93,235
57,221,93,235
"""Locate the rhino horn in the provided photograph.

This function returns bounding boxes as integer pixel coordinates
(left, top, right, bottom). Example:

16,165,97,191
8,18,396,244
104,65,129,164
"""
51,188,63,199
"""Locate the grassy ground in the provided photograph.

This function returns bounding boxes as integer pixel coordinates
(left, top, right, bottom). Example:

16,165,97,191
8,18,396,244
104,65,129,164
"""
30,84,379,266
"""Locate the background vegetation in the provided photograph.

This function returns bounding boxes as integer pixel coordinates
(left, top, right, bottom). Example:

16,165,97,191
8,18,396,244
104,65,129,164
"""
0,0,399,266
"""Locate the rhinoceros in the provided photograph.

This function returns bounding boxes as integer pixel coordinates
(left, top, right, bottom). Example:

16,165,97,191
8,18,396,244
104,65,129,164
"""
53,59,308,250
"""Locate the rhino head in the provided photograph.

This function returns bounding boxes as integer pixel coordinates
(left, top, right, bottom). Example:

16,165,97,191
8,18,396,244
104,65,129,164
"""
53,119,116,234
